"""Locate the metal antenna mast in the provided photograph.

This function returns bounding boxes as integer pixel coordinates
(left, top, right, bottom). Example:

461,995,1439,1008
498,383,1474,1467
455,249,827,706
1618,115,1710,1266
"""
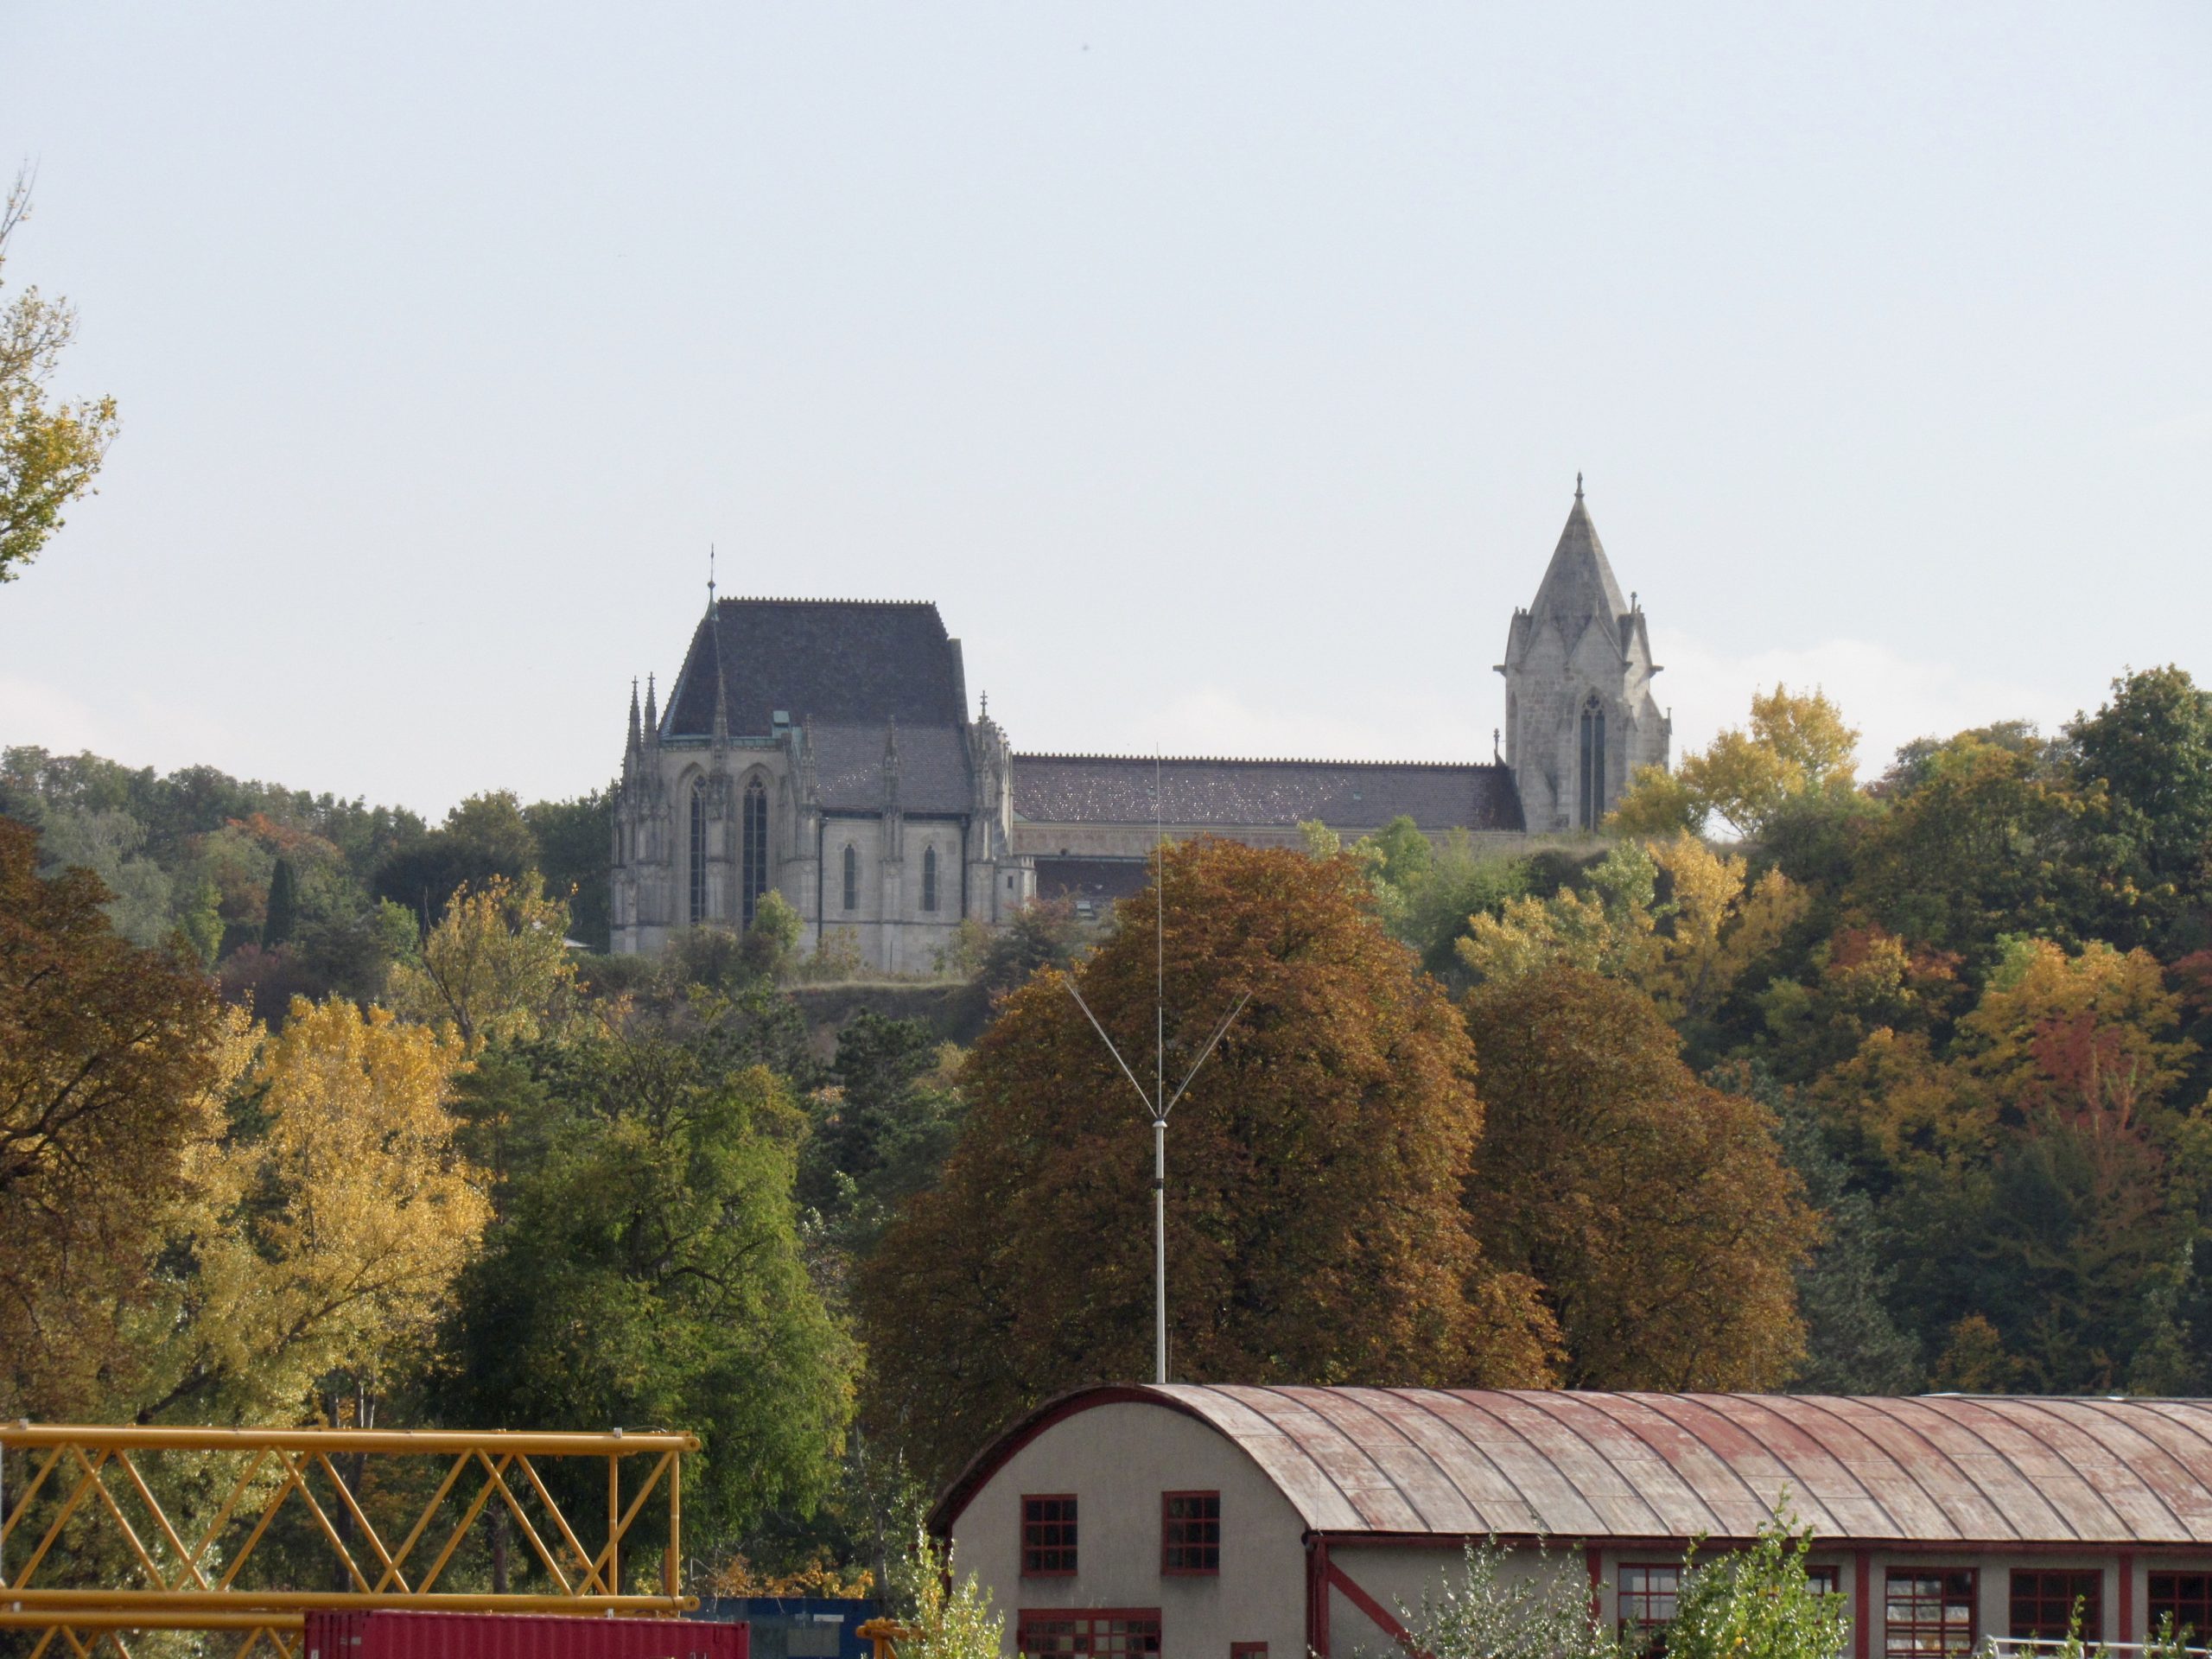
1065,750,1249,1385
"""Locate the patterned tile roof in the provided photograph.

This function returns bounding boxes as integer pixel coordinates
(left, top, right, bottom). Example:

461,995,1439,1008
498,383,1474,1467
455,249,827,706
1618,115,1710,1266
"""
663,599,969,738
811,722,974,815
1010,753,1523,833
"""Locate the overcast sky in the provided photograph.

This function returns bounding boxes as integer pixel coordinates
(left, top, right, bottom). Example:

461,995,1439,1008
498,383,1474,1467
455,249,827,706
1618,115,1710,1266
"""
2,3,2206,817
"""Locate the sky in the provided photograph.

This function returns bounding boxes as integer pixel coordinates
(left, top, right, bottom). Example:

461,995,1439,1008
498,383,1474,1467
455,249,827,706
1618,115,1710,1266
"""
1,2,2206,818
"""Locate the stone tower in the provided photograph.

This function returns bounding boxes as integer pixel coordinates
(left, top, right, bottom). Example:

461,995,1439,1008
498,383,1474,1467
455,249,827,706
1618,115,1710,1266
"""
1497,481,1670,832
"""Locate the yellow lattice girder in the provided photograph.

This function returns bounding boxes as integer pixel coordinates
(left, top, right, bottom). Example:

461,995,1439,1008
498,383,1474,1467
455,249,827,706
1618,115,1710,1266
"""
0,1423,699,1656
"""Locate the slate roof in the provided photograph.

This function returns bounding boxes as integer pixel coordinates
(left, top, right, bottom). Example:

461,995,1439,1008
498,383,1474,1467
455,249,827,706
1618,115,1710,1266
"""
1010,754,1524,833
811,723,974,815
663,599,969,738
1529,492,1630,627
938,1385,2212,1546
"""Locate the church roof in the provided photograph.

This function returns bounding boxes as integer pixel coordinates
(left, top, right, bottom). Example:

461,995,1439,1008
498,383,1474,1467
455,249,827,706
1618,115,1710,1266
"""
662,598,969,739
811,722,974,815
1010,753,1524,833
1529,490,1630,630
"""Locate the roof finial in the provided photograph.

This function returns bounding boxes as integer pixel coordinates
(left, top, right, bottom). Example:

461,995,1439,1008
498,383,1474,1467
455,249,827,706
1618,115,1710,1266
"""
1575,471,1584,501
707,543,716,613
981,689,989,718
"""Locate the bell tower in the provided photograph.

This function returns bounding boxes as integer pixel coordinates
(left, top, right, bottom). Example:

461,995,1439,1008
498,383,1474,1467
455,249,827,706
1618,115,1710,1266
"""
1497,480,1671,833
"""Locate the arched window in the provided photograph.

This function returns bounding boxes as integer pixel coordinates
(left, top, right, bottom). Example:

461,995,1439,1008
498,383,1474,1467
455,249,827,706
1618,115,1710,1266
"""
688,780,709,924
842,843,859,912
1578,694,1607,832
741,777,769,926
922,844,938,912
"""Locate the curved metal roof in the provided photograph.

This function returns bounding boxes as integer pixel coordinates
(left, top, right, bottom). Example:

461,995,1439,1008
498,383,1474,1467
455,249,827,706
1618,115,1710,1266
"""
934,1386,2212,1546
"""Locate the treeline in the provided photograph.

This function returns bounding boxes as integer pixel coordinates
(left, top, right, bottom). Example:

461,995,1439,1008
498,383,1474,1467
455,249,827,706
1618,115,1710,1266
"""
0,746,615,993
5,662,2208,1596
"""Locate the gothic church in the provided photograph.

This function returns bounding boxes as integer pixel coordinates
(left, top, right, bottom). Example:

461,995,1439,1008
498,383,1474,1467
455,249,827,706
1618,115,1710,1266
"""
609,486,1669,966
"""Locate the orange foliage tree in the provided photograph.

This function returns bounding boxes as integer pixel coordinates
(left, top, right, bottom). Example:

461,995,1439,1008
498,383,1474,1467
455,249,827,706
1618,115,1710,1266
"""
0,817,241,1415
856,838,1557,1479
1463,965,1819,1390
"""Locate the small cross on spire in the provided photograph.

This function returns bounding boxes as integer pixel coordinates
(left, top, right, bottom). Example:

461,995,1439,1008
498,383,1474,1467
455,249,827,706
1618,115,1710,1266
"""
981,690,989,718
707,543,716,610
1575,472,1584,501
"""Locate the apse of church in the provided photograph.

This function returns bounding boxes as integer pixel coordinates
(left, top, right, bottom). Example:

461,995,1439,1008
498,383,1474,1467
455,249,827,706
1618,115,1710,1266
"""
610,486,1669,966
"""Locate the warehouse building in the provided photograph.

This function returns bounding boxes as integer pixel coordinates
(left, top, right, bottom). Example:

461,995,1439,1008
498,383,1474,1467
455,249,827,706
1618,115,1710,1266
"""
931,1385,2212,1659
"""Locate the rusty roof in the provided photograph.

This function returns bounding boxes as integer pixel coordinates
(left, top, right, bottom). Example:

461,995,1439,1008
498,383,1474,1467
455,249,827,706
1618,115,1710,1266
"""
932,1386,2212,1546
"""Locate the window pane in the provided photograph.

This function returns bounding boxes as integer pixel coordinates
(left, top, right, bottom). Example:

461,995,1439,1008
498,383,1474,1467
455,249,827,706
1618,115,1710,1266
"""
1887,1567,1977,1657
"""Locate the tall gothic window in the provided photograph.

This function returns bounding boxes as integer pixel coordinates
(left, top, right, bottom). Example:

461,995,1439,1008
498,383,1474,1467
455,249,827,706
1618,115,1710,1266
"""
1578,695,1607,832
688,780,708,925
842,843,859,912
741,777,769,926
922,844,938,912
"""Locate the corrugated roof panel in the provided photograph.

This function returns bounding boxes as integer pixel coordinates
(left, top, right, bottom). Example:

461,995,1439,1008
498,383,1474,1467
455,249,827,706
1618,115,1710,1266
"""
933,1388,2212,1547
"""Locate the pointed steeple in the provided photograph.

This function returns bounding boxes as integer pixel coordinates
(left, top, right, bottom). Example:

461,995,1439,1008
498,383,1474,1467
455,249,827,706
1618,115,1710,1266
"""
709,601,730,751
626,677,642,752
882,719,901,804
1529,479,1630,632
644,673,659,746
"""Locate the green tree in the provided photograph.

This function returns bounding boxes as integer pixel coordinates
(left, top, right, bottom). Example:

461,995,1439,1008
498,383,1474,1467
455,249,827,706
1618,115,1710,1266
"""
524,788,614,953
799,1012,965,1252
1666,1510,1849,1659
1615,685,1859,840
433,1020,857,1556
1407,1537,1630,1659
263,855,300,947
374,791,541,924
0,171,119,585
2069,666,2212,929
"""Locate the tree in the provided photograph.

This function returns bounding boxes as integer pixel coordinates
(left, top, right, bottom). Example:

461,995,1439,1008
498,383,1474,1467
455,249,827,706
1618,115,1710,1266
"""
1667,1511,1850,1659
0,819,246,1415
799,1012,965,1253
373,791,541,922
433,1020,856,1556
2069,666,2212,923
524,788,613,953
124,998,488,1424
1407,1537,1630,1659
263,855,300,947
893,1534,1007,1659
1463,966,1819,1389
857,838,1558,1482
1615,685,1858,840
387,874,577,1048
0,171,119,585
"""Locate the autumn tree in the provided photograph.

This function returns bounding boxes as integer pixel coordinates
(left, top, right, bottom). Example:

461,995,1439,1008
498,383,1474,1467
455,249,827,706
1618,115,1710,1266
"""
387,874,577,1047
1614,684,1858,839
0,170,119,585
857,838,1558,1482
124,997,488,1424
1462,965,1819,1389
0,819,245,1415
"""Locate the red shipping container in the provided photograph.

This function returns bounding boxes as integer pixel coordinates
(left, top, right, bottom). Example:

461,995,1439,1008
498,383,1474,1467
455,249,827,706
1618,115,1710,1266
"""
303,1611,747,1659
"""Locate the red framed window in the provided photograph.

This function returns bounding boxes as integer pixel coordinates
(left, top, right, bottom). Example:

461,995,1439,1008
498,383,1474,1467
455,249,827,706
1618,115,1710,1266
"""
2011,1570,2101,1641
2152,1574,2212,1643
1230,1646,1268,1659
1021,1494,1077,1577
1619,1563,1681,1648
1886,1569,1977,1656
1808,1566,1843,1598
1016,1610,1161,1656
1162,1491,1221,1575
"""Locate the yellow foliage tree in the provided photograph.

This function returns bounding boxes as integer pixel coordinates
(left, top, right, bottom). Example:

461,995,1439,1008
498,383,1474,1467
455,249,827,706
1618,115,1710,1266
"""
1614,684,1859,840
387,873,576,1048
127,998,489,1422
1458,836,1807,1027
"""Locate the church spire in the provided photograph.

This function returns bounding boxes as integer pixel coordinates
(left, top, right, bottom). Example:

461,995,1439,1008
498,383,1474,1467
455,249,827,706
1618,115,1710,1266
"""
643,672,658,747
626,677,641,753
1529,480,1630,629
